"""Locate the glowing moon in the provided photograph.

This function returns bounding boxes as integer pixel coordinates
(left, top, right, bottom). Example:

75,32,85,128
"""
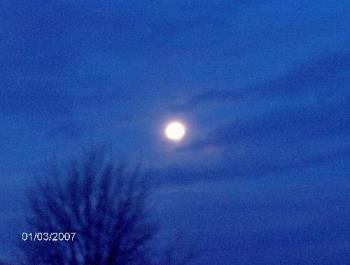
165,121,186,141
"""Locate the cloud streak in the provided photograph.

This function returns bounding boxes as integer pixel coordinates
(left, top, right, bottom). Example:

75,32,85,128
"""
173,52,350,110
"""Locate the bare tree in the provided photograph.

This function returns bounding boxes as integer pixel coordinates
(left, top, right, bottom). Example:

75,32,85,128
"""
19,149,196,265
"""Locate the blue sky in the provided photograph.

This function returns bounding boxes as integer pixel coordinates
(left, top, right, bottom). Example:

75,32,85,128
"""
1,0,350,263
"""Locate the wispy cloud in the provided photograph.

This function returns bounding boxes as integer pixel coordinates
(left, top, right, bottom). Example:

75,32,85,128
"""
172,52,350,111
175,52,350,176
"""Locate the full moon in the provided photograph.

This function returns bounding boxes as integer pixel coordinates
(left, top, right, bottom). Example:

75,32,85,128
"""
165,121,186,141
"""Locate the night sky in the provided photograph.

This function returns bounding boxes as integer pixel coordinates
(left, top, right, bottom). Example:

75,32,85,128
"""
1,1,350,264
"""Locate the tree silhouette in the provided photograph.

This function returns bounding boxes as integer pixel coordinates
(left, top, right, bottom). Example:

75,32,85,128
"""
19,149,196,265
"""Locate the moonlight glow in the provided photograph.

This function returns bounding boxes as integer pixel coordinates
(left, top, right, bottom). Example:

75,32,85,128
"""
165,121,186,141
